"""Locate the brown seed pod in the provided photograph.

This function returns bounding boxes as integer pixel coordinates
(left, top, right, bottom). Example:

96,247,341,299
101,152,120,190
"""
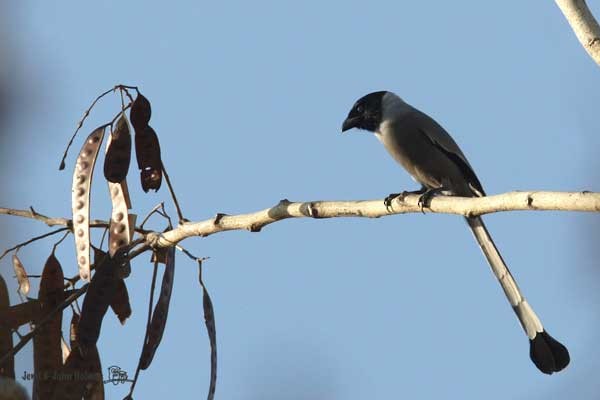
50,344,103,400
199,262,217,400
130,93,151,130
103,114,132,183
12,254,30,295
135,126,162,192
77,250,118,355
34,253,65,399
0,299,42,329
0,274,14,379
110,278,132,325
72,126,106,282
140,247,176,370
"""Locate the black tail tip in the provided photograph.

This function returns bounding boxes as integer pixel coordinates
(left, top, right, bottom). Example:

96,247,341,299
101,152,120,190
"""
529,331,570,374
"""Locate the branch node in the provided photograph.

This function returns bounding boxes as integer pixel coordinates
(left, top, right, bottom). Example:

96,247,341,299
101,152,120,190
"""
213,213,227,225
278,198,291,207
248,223,263,233
308,202,320,218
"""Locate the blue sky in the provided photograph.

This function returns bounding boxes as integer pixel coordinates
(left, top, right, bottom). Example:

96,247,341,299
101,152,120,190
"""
1,1,600,399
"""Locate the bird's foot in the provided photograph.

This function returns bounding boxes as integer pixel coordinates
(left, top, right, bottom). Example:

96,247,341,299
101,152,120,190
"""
417,187,445,213
384,187,427,211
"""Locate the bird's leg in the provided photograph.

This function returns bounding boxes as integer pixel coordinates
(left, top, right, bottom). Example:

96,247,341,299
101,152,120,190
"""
384,186,427,210
417,186,447,212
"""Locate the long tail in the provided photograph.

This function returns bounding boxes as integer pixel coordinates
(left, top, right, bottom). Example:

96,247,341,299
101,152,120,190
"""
465,216,570,374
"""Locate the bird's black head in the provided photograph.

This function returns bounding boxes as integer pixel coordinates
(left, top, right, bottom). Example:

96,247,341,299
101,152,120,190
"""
341,91,387,133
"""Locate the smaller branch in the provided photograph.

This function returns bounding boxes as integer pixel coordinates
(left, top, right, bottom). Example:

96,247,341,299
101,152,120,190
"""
0,207,107,228
0,227,70,262
556,0,600,66
161,162,186,224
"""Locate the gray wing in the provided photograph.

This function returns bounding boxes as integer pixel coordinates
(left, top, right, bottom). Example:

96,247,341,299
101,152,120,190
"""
411,110,485,196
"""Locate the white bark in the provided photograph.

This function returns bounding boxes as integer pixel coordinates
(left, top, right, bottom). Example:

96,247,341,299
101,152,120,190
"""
556,0,600,66
153,191,600,247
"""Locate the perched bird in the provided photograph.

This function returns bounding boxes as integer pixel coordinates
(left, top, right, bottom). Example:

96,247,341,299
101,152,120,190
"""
341,90,569,374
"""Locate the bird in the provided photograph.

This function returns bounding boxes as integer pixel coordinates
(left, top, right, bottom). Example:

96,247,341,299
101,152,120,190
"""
341,90,570,374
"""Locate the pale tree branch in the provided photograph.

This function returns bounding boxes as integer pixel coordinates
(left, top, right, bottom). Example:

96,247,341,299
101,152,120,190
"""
2,191,599,252
555,0,600,66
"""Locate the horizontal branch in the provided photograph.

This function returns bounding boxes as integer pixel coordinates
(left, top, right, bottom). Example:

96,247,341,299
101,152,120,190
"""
153,191,600,247
2,191,599,250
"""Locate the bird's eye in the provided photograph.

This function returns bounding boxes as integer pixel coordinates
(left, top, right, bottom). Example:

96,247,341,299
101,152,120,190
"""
356,105,364,113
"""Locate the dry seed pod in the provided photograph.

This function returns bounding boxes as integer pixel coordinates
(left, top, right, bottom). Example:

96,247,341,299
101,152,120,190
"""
77,251,118,355
50,344,103,400
103,114,132,183
110,278,131,325
130,93,151,130
0,274,14,379
199,263,217,400
72,126,106,282
12,254,30,295
140,247,176,370
0,299,42,329
34,253,65,399
107,178,132,257
135,126,162,192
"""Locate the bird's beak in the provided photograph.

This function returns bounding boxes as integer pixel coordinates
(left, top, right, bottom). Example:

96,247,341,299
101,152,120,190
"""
341,116,360,133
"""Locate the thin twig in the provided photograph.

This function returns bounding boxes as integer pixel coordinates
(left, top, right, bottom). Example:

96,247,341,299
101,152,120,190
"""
0,227,70,262
161,162,186,224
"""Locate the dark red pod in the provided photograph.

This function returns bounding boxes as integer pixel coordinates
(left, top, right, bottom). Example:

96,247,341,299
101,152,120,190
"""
135,125,162,192
130,93,151,130
103,114,132,183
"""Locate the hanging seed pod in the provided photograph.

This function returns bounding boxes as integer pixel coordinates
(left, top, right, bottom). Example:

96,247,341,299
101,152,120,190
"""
110,278,131,325
0,299,42,329
72,126,106,282
136,126,162,192
130,93,151,130
33,253,65,399
199,262,217,400
77,251,118,356
12,254,30,296
103,114,132,183
50,344,103,400
140,247,176,370
0,274,14,379
107,178,133,257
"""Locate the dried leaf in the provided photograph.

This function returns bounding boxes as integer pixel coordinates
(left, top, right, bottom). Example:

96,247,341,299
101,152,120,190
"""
77,252,118,355
61,336,70,364
130,93,151,130
103,114,132,183
199,263,217,400
110,278,131,325
33,253,65,399
12,255,30,295
135,126,162,192
72,126,106,282
0,274,14,379
140,247,175,370
0,300,42,329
